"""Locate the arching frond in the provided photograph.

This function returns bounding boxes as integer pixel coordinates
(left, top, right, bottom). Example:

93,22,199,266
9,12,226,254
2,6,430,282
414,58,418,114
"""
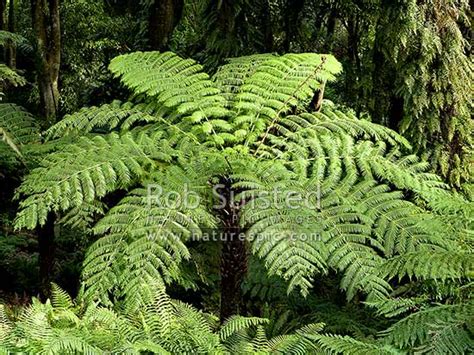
0,103,39,163
15,130,175,229
380,302,474,352
109,51,229,121
383,250,473,282
0,64,26,87
45,100,162,139
82,167,217,306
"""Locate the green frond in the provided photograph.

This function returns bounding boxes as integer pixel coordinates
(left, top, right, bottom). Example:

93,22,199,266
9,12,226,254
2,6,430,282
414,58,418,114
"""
365,297,428,318
228,53,342,147
45,100,163,139
0,64,26,87
0,103,39,165
0,30,33,53
82,168,216,305
109,51,228,120
380,302,474,351
310,334,401,354
212,53,277,106
220,316,269,341
51,283,75,309
14,130,174,229
383,250,473,282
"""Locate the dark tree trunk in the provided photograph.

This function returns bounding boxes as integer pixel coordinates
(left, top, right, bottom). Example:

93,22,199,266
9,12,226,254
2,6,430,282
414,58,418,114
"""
371,18,402,126
148,0,183,51
216,177,247,323
37,213,55,301
283,0,304,51
31,0,60,300
0,0,6,67
0,0,5,30
6,0,15,69
388,96,404,130
323,9,337,52
261,0,273,52
345,14,362,116
31,0,61,126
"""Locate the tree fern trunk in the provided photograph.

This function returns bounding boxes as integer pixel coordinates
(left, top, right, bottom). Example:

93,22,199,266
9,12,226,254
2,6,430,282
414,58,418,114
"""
38,213,55,301
217,177,247,322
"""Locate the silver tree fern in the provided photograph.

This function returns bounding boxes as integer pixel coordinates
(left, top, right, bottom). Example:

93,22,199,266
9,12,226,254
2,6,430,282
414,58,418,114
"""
13,51,473,350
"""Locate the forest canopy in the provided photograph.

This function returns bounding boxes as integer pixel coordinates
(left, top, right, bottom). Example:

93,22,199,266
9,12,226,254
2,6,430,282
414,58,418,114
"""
0,0,472,353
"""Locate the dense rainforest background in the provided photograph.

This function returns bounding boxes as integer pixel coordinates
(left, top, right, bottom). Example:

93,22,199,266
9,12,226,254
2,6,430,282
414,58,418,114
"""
0,0,472,353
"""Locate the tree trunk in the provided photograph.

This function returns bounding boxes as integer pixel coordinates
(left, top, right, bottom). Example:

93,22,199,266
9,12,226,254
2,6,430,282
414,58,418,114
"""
323,9,337,52
346,14,362,116
31,0,61,126
261,0,273,52
0,0,5,69
0,0,5,30
371,17,401,126
217,177,247,323
37,213,55,301
388,96,404,130
148,0,183,51
6,0,15,69
283,0,304,52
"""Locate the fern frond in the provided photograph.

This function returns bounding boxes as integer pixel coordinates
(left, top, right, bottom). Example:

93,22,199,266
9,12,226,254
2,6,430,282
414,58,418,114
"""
365,297,428,318
212,53,277,106
383,250,473,282
228,53,342,147
82,167,216,305
51,283,75,309
0,30,33,53
220,316,269,341
0,103,39,164
15,130,174,229
310,334,401,354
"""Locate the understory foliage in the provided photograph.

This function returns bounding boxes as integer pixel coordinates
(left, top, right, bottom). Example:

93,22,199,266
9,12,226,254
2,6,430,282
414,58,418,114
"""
8,51,474,352
0,283,331,354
